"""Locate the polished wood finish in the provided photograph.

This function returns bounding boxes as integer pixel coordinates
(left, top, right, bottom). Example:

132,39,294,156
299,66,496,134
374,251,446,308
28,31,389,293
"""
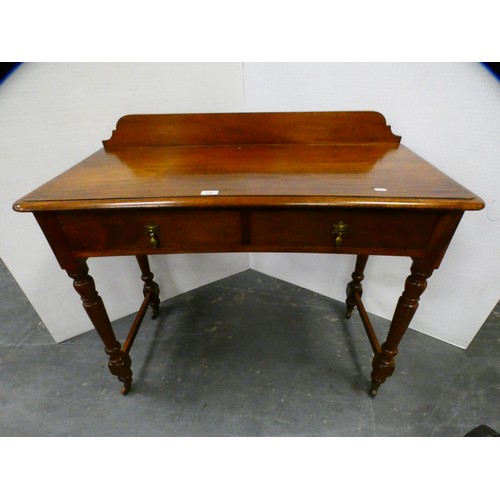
13,111,484,397
136,255,160,319
102,111,402,149
14,144,481,211
346,255,369,319
52,207,441,257
14,112,481,213
67,259,133,395
370,259,433,397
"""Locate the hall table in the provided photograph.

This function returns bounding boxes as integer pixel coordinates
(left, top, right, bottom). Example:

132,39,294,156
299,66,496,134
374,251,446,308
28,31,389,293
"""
13,111,484,397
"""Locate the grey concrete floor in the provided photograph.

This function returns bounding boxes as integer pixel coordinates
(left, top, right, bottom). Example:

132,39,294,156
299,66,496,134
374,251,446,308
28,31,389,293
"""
1,258,499,436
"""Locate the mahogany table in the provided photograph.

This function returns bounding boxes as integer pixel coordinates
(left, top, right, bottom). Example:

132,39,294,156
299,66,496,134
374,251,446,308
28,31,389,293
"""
13,111,484,397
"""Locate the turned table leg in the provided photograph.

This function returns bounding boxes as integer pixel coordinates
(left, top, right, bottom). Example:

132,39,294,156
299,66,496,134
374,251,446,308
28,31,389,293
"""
136,255,160,318
346,254,369,319
370,258,433,397
67,259,133,395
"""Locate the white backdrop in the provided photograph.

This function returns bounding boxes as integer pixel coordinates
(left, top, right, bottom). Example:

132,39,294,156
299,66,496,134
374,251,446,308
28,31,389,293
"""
1,62,498,347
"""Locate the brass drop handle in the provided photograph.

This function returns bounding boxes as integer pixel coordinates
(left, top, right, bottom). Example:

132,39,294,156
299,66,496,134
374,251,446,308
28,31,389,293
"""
332,221,348,248
144,223,160,248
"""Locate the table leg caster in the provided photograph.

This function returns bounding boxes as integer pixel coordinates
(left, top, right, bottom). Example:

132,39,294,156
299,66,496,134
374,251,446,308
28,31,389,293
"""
151,306,159,319
121,383,131,395
120,377,132,395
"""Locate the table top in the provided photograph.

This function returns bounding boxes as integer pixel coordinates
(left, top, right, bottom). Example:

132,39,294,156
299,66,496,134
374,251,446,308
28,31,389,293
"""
13,111,484,212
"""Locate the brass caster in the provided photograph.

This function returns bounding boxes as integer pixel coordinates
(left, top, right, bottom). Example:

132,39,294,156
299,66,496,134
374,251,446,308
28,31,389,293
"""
150,301,160,319
345,303,355,319
369,381,380,398
121,381,132,395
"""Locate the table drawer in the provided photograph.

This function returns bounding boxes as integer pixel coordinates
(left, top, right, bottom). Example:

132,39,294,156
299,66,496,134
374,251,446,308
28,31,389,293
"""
57,209,242,254
249,209,441,253
57,207,442,257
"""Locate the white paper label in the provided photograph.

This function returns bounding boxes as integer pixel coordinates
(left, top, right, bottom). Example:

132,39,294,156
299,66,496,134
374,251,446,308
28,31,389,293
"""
374,187,387,192
200,190,219,196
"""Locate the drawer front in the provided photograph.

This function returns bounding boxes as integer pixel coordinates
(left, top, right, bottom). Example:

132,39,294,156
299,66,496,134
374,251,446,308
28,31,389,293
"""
248,209,441,253
57,207,442,257
58,209,242,254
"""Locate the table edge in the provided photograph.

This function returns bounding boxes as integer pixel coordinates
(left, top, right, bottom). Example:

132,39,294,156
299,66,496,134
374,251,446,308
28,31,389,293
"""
13,195,485,213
